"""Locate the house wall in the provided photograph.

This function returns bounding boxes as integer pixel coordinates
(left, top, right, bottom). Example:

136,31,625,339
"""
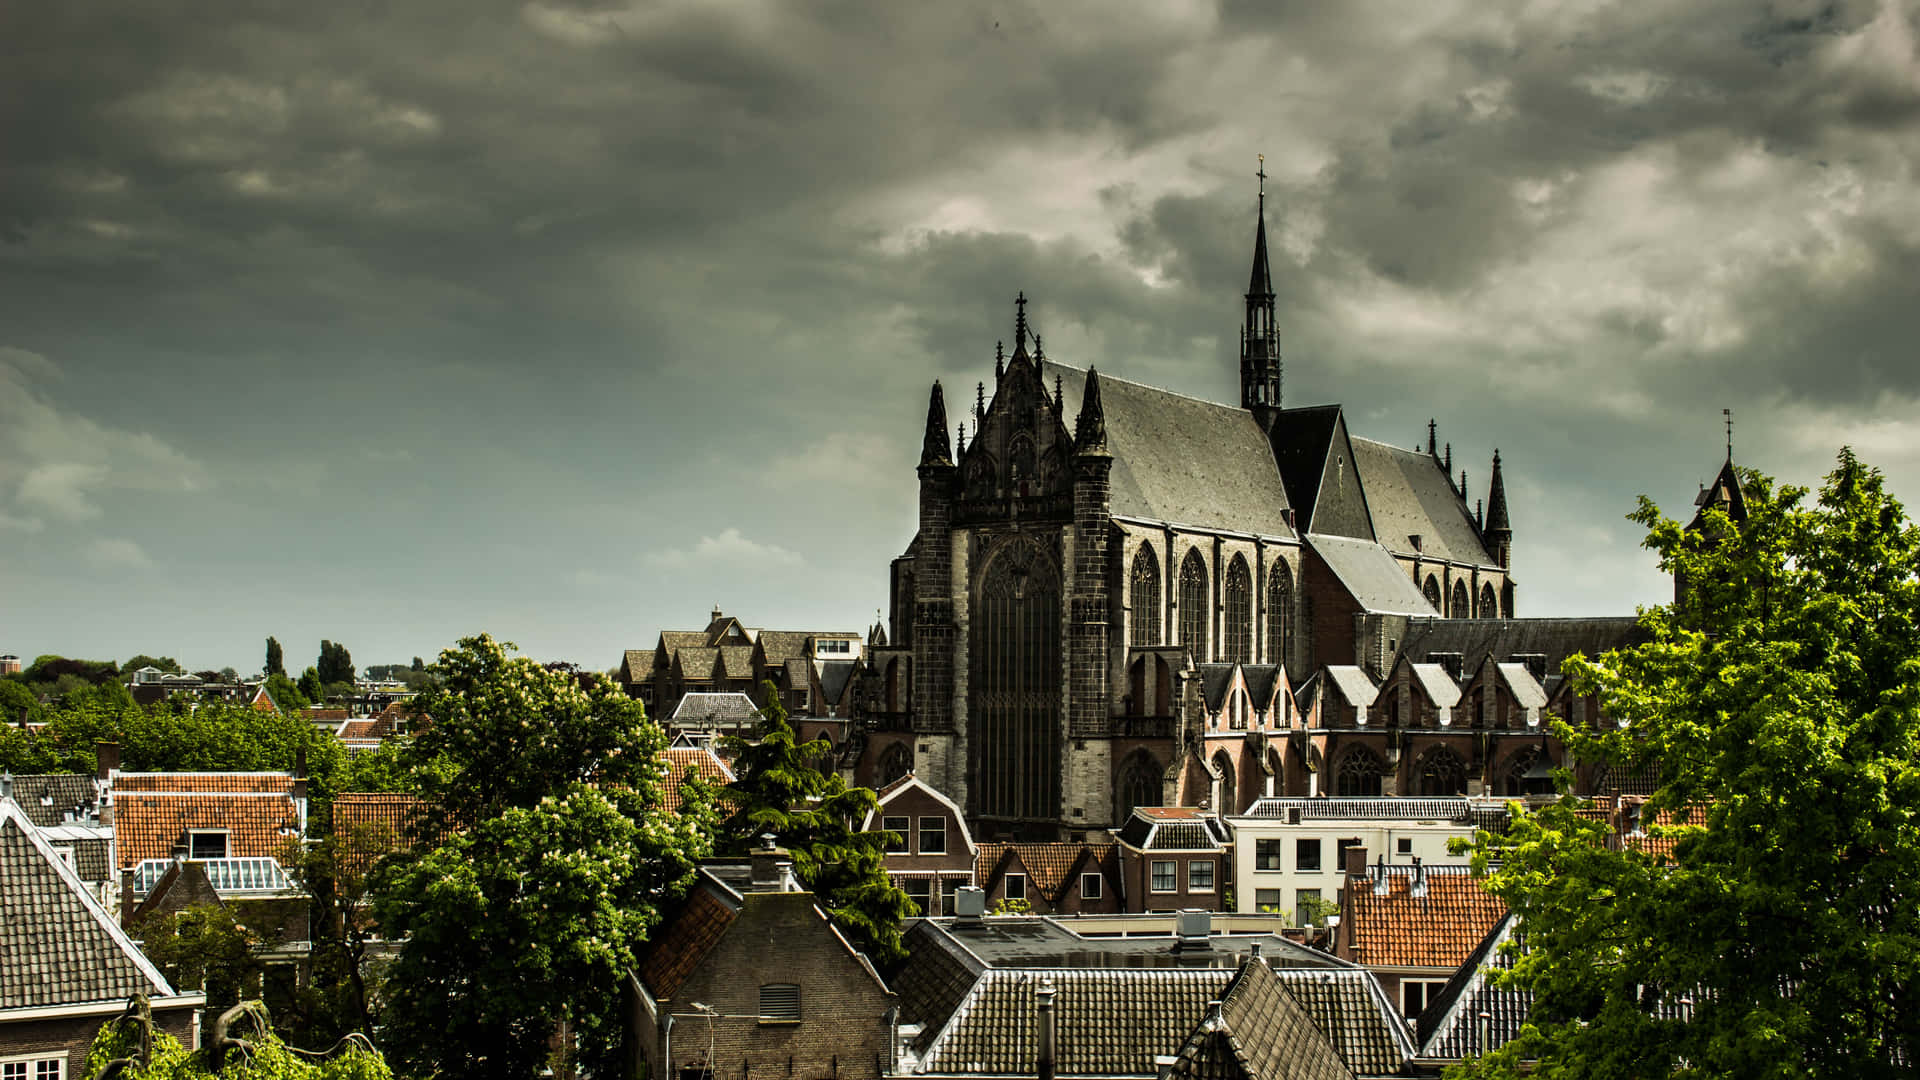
2,1004,197,1076
1117,849,1228,913
660,892,894,1080
1226,820,1474,922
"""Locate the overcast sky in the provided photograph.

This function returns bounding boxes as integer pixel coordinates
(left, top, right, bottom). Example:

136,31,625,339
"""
4,0,1917,674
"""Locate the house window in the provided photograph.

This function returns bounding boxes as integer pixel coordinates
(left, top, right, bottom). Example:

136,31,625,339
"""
0,1059,63,1080
51,846,76,873
1403,979,1448,1020
190,830,229,860
1151,860,1177,892
1255,838,1282,871
882,816,909,854
1397,837,1414,855
918,817,947,855
1188,860,1215,892
1005,873,1027,901
1296,838,1321,872
1255,888,1283,914
1081,872,1102,900
1294,888,1322,928
903,878,932,916
759,983,801,1023
941,877,961,916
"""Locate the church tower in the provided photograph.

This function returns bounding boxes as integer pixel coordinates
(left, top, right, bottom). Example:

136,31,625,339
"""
1241,157,1282,431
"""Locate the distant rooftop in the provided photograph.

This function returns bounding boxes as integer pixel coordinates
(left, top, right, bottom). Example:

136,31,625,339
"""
915,915,1345,972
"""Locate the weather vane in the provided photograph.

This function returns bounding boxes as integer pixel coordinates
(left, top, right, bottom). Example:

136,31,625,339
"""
1257,154,1266,198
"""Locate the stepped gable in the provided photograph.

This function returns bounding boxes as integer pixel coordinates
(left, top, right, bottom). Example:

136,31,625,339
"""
1349,437,1491,564
1046,362,1295,538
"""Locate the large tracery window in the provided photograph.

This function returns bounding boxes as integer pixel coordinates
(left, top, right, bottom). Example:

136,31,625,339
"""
1119,750,1162,819
970,536,1061,823
1178,549,1209,663
1224,556,1252,664
1268,562,1293,667
1478,583,1498,620
1449,581,1470,619
1498,745,1540,796
1417,745,1468,796
1130,544,1161,647
1336,747,1386,797
1423,575,1442,613
1213,750,1238,814
878,742,913,787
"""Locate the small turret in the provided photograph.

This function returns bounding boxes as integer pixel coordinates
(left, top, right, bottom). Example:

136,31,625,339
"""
1075,368,1109,457
920,381,953,469
1485,449,1512,569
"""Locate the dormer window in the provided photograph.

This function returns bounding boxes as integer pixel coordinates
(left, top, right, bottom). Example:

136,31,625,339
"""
189,830,229,860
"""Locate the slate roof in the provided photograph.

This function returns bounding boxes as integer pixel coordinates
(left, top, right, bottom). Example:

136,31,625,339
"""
1117,808,1230,852
1267,407,1343,536
1197,665,1238,711
0,802,184,1011
5,774,98,826
912,963,1410,1078
1168,956,1355,1080
113,772,303,869
1349,438,1493,565
1408,664,1463,708
1395,618,1648,679
819,659,857,705
669,692,760,726
1322,666,1380,709
718,645,754,678
1242,666,1283,710
1344,866,1507,970
1047,363,1296,539
1493,664,1548,709
1238,798,1479,822
658,746,735,813
1309,535,1438,616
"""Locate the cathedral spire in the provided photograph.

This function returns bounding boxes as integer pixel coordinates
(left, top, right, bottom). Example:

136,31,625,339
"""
1485,449,1512,569
920,381,953,468
1240,155,1282,423
1075,367,1109,456
1012,292,1030,358
1428,419,1438,456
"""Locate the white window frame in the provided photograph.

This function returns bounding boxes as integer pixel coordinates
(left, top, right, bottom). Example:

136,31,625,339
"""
1255,838,1282,871
1150,860,1177,893
1080,872,1102,899
1254,888,1284,914
1295,837,1321,872
1188,859,1215,893
1,1054,66,1080
1004,872,1027,901
189,829,230,861
881,816,910,854
917,816,947,855
1402,979,1449,1020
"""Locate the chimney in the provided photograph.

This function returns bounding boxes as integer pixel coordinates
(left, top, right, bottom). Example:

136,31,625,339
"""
1409,857,1427,899
1372,855,1389,896
1035,978,1057,1080
1344,844,1368,877
96,741,120,782
750,834,787,889
954,886,986,924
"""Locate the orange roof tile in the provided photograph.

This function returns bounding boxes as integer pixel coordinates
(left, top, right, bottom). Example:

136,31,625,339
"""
638,884,737,999
976,842,1116,902
113,774,302,869
1345,866,1507,970
658,747,734,814
332,793,443,875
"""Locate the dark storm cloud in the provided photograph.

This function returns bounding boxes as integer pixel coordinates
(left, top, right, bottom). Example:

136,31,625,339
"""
2,0,1916,665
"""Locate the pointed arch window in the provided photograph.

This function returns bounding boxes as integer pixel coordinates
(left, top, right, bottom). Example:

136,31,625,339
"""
1267,561,1293,667
970,536,1061,822
1478,583,1497,620
1130,544,1161,648
1499,745,1540,797
1417,745,1467,796
1224,556,1252,664
1178,549,1209,663
1213,750,1237,814
1119,750,1162,819
1336,747,1385,797
1423,575,1442,613
1449,581,1469,619
878,742,913,787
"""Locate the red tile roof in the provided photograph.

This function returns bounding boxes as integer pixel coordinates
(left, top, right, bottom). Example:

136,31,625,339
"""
638,884,737,999
1345,866,1507,970
658,747,734,814
332,793,441,875
113,773,302,869
976,843,1116,902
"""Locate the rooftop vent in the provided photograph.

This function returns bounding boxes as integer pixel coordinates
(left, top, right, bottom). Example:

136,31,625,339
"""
954,885,987,923
1176,908,1211,948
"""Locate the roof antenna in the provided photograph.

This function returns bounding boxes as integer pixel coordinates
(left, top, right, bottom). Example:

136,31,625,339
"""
1724,407,1733,461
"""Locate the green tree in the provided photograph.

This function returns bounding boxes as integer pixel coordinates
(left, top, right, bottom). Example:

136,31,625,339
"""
317,641,355,687
280,824,402,1047
122,654,184,675
721,683,915,966
267,636,286,677
265,672,309,712
372,634,712,1078
1460,449,1920,1079
133,903,263,1014
85,1001,394,1078
0,679,43,726
298,667,324,704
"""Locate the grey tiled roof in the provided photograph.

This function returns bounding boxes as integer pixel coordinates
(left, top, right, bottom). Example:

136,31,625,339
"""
1407,663,1463,707
1494,664,1548,709
1396,618,1648,680
1241,666,1282,710
6,774,98,826
0,805,175,1009
1197,665,1237,711
819,659,856,705
1277,968,1416,1077
1323,666,1379,708
1047,363,1296,539
1349,437,1493,566
1168,959,1354,1080
669,692,760,725
1309,535,1439,616
1238,798,1479,822
1416,913,1529,1059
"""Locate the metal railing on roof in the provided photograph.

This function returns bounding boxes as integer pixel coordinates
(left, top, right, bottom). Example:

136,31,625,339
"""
129,856,297,896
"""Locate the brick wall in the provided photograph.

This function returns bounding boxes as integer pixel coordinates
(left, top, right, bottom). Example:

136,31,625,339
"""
1,1004,197,1075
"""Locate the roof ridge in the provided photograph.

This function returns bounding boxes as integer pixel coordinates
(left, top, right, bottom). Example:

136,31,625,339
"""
1042,359,1246,413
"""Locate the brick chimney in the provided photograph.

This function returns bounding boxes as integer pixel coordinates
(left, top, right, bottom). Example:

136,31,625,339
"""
1036,978,1057,1080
